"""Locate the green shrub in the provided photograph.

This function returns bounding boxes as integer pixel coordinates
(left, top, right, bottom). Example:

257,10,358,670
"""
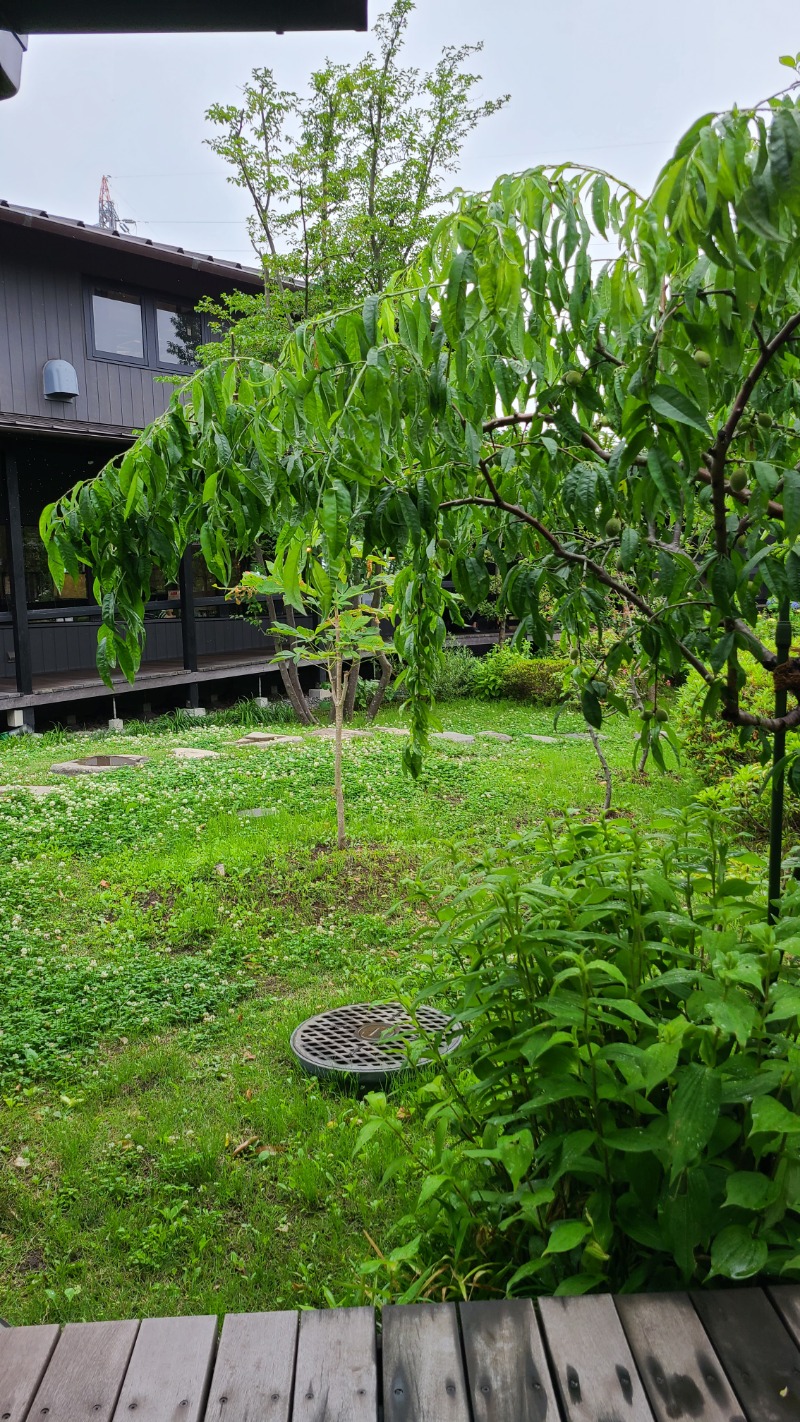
673,658,800,835
432,647,479,700
472,644,569,703
673,662,773,779
357,806,800,1297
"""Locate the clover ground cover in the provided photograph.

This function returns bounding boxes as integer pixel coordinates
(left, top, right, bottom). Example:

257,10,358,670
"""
0,700,698,1322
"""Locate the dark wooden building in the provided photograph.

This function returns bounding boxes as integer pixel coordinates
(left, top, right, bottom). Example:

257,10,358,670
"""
0,200,277,728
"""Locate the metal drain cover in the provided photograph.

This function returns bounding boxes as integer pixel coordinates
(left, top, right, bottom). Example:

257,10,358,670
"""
290,1001,459,1087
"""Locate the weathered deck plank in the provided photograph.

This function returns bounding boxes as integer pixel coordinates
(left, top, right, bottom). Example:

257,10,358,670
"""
769,1285,800,1349
616,1291,745,1422
292,1305,376,1421
0,1323,60,1422
692,1287,800,1421
204,1311,299,1422
459,1299,555,1421
28,1319,139,1422
4,1288,800,1422
539,1294,655,1421
111,1315,217,1422
382,1303,470,1422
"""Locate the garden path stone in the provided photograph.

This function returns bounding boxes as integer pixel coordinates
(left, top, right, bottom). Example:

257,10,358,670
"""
233,733,304,747
431,731,475,744
51,754,148,774
562,732,609,741
173,747,221,760
524,734,560,744
238,807,278,818
374,727,409,736
309,727,372,740
477,731,513,742
0,784,64,797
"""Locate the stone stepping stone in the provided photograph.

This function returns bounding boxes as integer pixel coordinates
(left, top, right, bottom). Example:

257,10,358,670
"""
309,727,372,740
237,807,278,819
233,734,304,748
524,734,561,744
431,731,475,744
375,727,410,736
562,732,609,741
173,747,221,760
51,754,148,775
0,784,64,797
477,731,513,742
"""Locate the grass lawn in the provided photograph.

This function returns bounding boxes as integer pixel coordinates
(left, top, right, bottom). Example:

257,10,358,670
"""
0,697,699,1323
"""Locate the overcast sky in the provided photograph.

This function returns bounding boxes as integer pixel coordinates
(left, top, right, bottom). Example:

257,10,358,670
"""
0,0,796,267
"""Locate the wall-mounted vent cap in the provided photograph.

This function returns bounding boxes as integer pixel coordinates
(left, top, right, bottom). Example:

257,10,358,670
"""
43,359,79,400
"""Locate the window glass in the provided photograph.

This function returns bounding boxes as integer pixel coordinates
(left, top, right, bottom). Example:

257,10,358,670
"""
156,304,202,367
92,289,144,359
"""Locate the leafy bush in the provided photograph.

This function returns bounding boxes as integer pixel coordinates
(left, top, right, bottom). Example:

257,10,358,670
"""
353,674,400,709
472,645,569,703
673,662,773,778
357,806,800,1297
673,660,800,835
431,647,479,700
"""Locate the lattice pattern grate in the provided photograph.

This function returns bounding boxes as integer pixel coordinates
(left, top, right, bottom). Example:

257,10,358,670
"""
290,1001,458,1084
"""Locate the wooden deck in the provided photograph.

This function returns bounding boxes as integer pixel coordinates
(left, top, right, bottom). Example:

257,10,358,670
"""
0,635,500,713
2,1288,799,1421
0,650,296,712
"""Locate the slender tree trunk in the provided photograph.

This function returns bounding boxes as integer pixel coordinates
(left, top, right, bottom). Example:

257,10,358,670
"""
629,671,651,774
343,656,360,721
330,640,348,851
588,723,613,812
366,648,394,721
267,595,315,725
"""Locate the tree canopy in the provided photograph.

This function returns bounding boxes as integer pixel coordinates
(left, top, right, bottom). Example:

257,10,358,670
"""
201,0,507,360
42,71,800,776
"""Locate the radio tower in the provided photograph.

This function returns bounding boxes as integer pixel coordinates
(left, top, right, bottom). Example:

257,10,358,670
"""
98,176,134,233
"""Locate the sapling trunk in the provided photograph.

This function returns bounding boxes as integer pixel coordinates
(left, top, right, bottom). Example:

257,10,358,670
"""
587,723,613,812
367,648,394,721
628,671,651,775
330,611,348,850
343,656,360,721
266,595,315,725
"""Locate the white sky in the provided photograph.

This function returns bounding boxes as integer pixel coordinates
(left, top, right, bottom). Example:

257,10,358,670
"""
0,0,796,266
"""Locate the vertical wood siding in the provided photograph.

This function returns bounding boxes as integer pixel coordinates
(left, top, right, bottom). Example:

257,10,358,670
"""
0,254,178,431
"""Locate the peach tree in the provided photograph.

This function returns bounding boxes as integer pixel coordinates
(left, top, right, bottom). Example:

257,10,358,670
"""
42,77,800,872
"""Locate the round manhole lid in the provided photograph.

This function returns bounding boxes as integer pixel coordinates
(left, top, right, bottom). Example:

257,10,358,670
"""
290,1001,459,1086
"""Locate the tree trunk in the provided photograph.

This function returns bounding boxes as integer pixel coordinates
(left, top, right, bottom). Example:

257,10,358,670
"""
627,670,651,774
343,656,360,721
366,648,394,721
266,595,315,725
331,650,347,851
588,723,613,812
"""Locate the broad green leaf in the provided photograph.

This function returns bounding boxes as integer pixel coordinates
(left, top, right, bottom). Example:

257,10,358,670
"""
581,687,602,729
783,470,800,543
496,1129,535,1191
544,1220,590,1254
668,1065,721,1179
709,1224,768,1280
649,385,711,436
750,1096,800,1137
724,1171,780,1211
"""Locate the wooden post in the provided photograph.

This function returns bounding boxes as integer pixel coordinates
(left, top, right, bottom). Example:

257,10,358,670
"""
1,448,33,696
178,545,200,708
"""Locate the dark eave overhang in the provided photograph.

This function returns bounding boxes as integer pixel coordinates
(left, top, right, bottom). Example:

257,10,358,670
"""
0,1,366,32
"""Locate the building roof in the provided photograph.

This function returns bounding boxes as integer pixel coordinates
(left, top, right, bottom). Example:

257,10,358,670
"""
1,0,367,32
0,199,264,291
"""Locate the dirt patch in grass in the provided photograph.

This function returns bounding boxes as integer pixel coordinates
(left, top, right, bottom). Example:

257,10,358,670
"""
230,845,418,923
134,889,178,913
18,1248,45,1275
